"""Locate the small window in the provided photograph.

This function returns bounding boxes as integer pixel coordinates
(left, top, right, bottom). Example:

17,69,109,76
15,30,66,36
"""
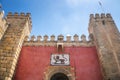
102,20,105,25
58,45,62,52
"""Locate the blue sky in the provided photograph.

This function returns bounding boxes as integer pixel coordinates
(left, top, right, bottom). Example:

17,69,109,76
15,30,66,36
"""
0,0,120,38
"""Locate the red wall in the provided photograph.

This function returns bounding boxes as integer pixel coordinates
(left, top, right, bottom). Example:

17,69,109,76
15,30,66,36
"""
14,46,103,80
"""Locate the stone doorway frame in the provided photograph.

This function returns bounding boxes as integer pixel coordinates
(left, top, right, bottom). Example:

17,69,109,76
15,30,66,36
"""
44,66,75,80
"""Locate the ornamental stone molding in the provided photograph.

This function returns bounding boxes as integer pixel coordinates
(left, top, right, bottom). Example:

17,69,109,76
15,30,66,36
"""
44,66,75,80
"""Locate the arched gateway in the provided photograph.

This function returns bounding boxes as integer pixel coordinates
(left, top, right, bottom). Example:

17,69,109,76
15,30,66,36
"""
44,66,75,80
50,73,69,80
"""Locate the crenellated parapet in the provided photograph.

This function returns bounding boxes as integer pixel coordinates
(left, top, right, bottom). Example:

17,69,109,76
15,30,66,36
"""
88,13,115,34
7,12,31,18
89,13,112,21
23,34,94,47
7,12,32,34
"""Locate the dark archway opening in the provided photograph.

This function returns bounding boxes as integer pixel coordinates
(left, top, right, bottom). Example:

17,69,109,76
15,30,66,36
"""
50,73,69,80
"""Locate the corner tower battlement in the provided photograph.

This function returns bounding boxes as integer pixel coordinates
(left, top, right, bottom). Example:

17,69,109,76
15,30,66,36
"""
23,34,94,46
7,12,32,33
7,12,31,18
89,13,112,20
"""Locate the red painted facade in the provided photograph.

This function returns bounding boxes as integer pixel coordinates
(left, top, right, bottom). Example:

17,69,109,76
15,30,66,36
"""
14,46,103,80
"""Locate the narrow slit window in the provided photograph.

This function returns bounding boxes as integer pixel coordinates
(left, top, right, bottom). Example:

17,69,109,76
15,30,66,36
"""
58,45,62,52
102,20,105,25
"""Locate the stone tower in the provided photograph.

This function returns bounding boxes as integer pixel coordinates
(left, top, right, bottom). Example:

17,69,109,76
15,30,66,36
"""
88,13,120,80
0,12,32,80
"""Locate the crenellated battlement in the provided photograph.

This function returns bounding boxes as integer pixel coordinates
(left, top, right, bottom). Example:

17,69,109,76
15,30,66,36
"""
23,34,94,46
88,13,114,34
6,12,32,36
7,12,31,18
7,12,32,28
7,12,32,25
90,13,112,19
24,34,93,42
89,13,113,24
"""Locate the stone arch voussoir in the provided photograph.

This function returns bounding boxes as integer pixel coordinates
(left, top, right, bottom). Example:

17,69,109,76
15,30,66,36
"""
44,66,75,80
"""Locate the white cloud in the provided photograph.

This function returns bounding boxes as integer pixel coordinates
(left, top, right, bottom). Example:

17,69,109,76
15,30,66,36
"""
65,0,97,7
66,0,80,6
